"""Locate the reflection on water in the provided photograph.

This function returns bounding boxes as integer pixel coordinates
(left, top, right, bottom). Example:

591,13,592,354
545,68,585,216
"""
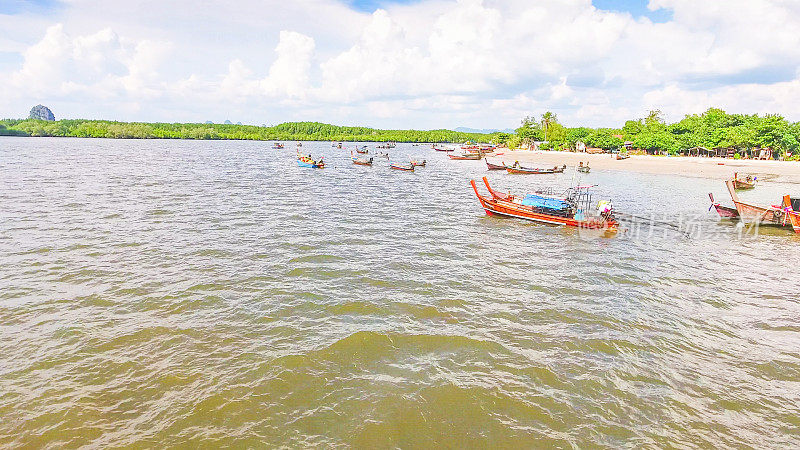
0,137,798,447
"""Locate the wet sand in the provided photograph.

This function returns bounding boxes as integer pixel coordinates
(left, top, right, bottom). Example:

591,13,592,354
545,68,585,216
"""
491,150,800,184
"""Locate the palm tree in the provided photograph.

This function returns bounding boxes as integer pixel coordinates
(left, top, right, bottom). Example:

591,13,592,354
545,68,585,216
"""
541,111,557,142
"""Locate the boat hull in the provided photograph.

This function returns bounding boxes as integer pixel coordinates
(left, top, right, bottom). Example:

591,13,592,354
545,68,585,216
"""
390,164,414,171
448,154,481,160
485,159,506,170
506,167,564,174
709,193,739,218
297,160,324,169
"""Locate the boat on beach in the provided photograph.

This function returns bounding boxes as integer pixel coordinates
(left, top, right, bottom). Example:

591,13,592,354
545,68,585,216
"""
506,164,566,174
470,176,618,231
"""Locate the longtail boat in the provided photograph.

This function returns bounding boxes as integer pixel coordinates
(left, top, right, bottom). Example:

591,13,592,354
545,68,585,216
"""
272,142,284,149
390,163,414,171
410,159,426,167
506,164,566,174
471,177,618,231
732,172,756,190
297,153,324,169
725,180,785,226
351,152,373,166
485,158,506,170
708,192,739,218
448,153,482,160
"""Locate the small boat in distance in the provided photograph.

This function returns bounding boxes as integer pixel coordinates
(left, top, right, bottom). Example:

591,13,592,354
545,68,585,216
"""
506,163,566,174
297,152,324,169
352,151,373,166
355,146,369,154
410,159,426,167
732,172,756,190
272,142,284,149
471,176,618,232
485,158,506,170
390,162,414,171
448,153,482,160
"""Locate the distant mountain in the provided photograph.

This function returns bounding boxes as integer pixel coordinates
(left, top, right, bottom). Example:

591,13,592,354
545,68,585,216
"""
29,104,55,121
454,127,515,134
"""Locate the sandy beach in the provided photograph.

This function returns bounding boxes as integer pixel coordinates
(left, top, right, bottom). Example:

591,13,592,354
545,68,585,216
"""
491,150,800,184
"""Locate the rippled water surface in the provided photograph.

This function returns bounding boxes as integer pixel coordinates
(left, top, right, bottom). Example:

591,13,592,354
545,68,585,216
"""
1,137,799,447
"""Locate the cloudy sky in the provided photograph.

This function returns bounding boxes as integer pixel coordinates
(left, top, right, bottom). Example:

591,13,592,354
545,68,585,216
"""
1,0,800,130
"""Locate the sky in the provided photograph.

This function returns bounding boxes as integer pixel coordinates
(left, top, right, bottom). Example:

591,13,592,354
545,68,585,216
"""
2,0,800,130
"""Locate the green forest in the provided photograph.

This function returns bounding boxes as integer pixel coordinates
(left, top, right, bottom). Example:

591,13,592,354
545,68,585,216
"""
0,119,490,143
504,108,800,160
2,108,799,159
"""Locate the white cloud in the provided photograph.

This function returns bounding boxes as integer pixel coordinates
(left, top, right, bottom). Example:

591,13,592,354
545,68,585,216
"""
1,0,800,128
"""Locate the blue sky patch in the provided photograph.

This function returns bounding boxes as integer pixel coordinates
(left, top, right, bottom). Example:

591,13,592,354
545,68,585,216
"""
593,0,672,23
348,0,418,13
0,0,62,15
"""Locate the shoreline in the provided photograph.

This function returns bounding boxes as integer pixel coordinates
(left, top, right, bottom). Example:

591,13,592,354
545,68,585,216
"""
492,149,800,184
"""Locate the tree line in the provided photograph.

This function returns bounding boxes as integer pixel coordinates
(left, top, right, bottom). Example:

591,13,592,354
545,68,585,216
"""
503,108,800,159
0,119,492,143
3,109,799,159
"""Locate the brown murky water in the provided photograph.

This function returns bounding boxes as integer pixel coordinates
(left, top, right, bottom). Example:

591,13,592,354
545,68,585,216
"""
1,137,798,447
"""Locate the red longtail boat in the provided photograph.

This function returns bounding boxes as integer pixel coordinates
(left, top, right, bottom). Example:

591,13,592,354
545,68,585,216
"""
485,158,506,170
470,177,618,232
